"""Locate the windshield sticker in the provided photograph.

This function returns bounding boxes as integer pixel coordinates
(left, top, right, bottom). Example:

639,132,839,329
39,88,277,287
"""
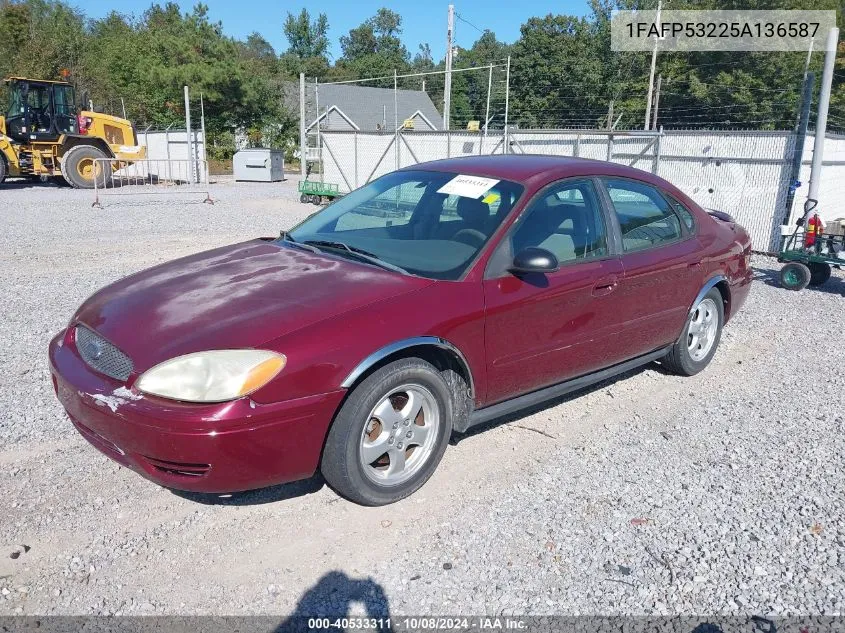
437,175,500,199
482,192,500,205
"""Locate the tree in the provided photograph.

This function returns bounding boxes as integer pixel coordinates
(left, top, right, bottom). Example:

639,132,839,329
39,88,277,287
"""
337,8,409,83
510,14,609,128
280,8,330,80
283,8,329,59
446,31,511,129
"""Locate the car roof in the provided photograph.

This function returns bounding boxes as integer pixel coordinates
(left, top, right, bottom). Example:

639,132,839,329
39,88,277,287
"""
403,154,667,189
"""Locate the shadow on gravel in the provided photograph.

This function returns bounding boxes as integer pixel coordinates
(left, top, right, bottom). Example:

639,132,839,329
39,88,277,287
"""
453,361,669,443
92,198,216,209
168,474,325,506
753,264,845,296
1,178,67,190
274,571,392,632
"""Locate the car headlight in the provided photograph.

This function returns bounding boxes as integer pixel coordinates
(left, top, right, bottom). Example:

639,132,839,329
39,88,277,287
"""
135,350,286,403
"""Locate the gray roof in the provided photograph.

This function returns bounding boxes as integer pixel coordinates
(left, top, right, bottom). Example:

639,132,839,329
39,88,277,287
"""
284,82,443,132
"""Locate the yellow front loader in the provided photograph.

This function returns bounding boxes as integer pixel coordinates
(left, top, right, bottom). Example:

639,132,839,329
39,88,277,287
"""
0,77,145,188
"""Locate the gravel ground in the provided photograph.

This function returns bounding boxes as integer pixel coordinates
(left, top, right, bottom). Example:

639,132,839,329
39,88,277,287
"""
1,177,844,617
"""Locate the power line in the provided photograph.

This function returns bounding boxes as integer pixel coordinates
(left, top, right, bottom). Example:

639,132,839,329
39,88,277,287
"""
454,12,485,36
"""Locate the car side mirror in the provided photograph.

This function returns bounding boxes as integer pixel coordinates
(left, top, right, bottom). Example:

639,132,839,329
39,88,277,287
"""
509,247,559,275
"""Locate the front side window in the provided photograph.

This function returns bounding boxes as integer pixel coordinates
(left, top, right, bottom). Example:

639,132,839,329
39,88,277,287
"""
510,179,608,265
53,85,77,117
287,170,524,280
603,178,682,252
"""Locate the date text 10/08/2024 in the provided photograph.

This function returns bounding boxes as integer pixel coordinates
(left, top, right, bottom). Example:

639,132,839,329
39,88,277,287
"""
307,617,528,630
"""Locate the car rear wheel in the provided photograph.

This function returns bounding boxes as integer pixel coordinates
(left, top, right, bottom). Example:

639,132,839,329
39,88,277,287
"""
321,358,453,506
808,262,831,287
780,262,811,291
661,288,724,376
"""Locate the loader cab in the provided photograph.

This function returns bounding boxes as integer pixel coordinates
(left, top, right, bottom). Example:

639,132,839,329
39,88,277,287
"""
4,78,79,143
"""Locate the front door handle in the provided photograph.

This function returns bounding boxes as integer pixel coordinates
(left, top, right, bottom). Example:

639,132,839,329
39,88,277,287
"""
592,275,618,297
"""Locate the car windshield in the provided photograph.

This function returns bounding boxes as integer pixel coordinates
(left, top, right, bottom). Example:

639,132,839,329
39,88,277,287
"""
286,170,524,280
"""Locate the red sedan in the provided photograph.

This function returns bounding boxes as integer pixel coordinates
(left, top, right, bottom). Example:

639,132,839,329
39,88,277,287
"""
49,156,752,505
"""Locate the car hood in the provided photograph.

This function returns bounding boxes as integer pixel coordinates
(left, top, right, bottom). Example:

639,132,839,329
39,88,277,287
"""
73,239,433,373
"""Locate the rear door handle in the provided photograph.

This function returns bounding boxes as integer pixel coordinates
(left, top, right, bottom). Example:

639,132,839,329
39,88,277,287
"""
592,275,618,297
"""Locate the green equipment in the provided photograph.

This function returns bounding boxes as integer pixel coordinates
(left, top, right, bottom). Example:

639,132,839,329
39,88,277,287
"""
298,179,341,205
778,216,844,291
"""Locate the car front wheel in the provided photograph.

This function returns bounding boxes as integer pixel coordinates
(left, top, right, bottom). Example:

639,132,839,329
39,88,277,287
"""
662,287,724,376
321,358,453,506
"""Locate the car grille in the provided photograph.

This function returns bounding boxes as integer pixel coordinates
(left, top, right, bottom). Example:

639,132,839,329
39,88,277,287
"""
75,325,134,381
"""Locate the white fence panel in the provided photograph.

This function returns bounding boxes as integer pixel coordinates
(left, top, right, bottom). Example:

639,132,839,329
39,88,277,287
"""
138,129,206,163
318,128,845,253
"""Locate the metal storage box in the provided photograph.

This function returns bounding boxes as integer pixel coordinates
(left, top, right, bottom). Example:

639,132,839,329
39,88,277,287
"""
233,148,284,182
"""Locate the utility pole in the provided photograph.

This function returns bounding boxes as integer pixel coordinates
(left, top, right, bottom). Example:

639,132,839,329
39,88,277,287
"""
783,72,814,225
651,74,662,130
802,26,839,225
199,92,207,166
644,0,662,130
482,64,493,155
299,73,306,180
394,68,399,171
504,55,511,153
606,101,614,130
183,85,194,184
796,39,814,131
802,39,815,79
443,4,454,130
315,78,321,182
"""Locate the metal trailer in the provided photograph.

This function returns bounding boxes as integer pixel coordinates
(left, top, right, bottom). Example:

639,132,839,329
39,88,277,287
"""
298,179,341,205
778,224,845,290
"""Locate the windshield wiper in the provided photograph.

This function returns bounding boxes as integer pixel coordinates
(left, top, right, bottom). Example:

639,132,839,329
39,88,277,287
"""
303,239,408,274
279,231,321,254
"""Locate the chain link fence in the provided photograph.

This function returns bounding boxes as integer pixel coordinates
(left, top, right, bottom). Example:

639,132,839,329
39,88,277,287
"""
316,128,845,253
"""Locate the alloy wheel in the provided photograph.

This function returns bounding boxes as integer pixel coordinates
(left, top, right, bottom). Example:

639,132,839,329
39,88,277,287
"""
359,384,440,486
687,297,719,362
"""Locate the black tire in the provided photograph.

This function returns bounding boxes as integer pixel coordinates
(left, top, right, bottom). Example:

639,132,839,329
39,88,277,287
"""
61,145,110,189
321,358,454,506
299,193,309,203
0,155,6,184
780,262,811,291
311,194,322,205
662,287,724,377
808,262,832,287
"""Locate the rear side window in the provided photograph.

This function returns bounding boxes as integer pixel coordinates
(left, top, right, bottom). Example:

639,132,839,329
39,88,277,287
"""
603,178,682,252
666,195,696,233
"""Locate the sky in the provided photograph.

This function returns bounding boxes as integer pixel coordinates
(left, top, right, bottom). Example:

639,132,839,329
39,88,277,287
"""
78,0,590,61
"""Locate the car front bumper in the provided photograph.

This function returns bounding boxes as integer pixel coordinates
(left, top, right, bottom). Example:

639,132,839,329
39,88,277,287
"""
48,329,346,493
